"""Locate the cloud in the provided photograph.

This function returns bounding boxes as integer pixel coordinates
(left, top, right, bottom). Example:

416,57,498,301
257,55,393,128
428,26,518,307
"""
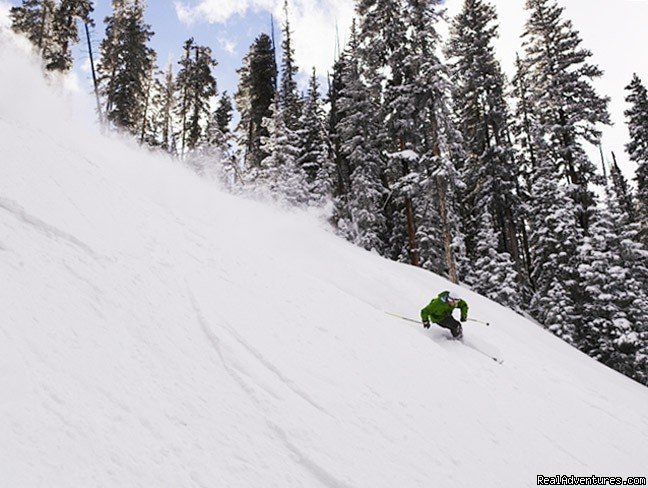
175,0,275,25
218,37,237,55
287,0,355,75
174,0,354,77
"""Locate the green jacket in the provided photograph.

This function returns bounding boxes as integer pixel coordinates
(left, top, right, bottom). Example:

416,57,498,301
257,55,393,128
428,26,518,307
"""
421,291,468,324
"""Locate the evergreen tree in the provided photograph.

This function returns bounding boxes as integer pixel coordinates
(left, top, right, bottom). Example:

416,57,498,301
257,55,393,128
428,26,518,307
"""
334,24,387,252
510,55,540,292
624,74,648,242
328,52,353,225
514,0,612,347
209,91,240,187
98,0,156,134
519,0,610,232
298,68,333,203
235,34,277,170
251,0,310,203
184,92,235,182
351,0,465,281
150,64,176,153
447,0,524,298
609,154,636,223
470,212,521,310
355,0,404,71
404,0,467,281
10,0,57,61
138,65,156,146
528,161,582,344
511,53,540,195
278,0,301,131
175,38,218,155
356,0,414,264
214,91,233,136
576,185,648,385
258,100,310,206
45,0,94,72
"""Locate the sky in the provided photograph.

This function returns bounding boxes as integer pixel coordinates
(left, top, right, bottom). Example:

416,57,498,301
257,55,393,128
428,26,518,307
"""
3,0,648,180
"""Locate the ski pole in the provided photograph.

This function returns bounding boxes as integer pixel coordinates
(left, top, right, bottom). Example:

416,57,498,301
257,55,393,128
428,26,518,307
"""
467,318,490,326
385,311,421,325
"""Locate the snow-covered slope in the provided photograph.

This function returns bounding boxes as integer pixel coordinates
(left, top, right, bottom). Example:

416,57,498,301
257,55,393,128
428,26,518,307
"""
1,41,647,488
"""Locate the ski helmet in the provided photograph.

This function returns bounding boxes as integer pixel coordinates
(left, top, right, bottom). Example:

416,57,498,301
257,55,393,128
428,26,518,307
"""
446,292,461,304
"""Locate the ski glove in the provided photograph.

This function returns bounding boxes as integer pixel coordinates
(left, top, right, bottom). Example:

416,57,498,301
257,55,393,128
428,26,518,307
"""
423,320,431,329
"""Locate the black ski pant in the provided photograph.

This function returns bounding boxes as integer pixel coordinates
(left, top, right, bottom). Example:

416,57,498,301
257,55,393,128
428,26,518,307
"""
437,316,463,338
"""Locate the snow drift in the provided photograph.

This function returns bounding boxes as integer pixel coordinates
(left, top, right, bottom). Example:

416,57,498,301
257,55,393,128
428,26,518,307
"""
0,38,647,488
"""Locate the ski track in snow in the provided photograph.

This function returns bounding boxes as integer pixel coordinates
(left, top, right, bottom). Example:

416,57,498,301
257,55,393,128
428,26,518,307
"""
0,196,96,256
189,285,333,417
188,289,346,488
188,287,282,406
1,40,648,488
268,421,356,488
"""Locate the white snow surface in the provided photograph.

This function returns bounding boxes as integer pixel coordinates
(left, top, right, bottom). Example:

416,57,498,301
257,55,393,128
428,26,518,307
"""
1,41,647,488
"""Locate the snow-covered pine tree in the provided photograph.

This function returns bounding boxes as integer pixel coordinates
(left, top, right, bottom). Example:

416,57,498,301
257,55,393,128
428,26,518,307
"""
328,51,353,226
609,154,636,224
519,0,610,232
513,0,612,348
207,91,240,187
356,0,417,264
176,39,192,156
45,0,94,72
297,68,333,204
446,0,524,302
235,34,277,171
138,64,156,146
175,38,218,156
10,0,57,61
97,0,155,135
352,0,465,279
214,91,233,136
150,64,176,153
255,2,315,205
528,159,583,344
607,195,648,386
511,53,539,195
334,22,387,252
624,74,648,243
576,180,648,385
471,212,521,310
400,0,466,281
510,54,539,294
278,0,302,132
355,0,403,71
258,100,309,206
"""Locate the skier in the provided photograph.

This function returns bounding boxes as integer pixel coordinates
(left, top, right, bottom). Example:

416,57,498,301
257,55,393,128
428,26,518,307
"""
421,291,469,339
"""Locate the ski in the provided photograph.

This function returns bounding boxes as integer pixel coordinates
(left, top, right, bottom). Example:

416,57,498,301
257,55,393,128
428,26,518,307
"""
459,340,503,365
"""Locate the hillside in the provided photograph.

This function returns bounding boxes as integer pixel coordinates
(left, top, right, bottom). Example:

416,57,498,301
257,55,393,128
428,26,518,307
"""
1,40,647,488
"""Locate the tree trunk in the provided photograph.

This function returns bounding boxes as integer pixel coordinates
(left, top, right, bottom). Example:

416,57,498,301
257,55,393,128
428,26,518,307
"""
428,114,458,283
140,68,153,144
436,174,459,284
520,220,534,289
85,22,103,125
37,3,49,51
400,136,420,267
404,196,420,267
